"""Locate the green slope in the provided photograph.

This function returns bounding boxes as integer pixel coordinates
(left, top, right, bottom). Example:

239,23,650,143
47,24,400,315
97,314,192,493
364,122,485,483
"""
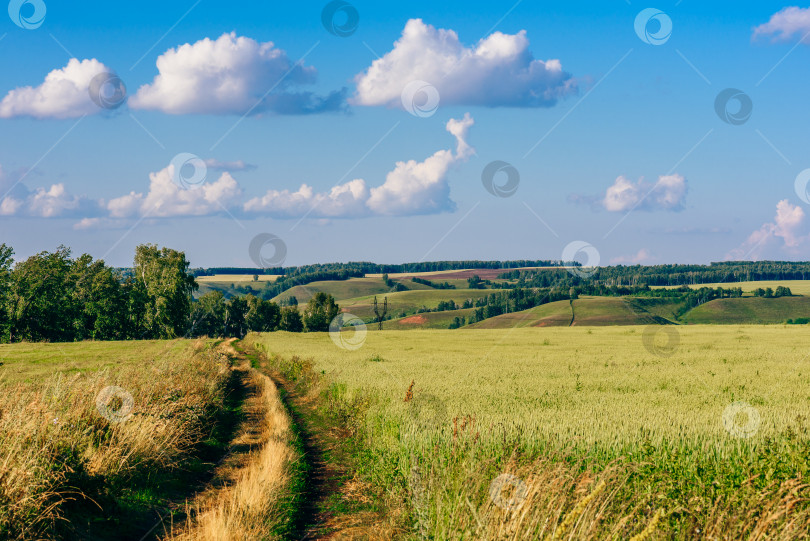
385,308,476,330
682,296,810,324
273,277,399,303
339,289,492,321
467,300,573,329
468,296,682,329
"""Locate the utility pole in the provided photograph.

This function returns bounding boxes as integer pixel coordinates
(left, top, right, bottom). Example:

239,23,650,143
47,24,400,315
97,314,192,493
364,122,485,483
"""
373,296,388,330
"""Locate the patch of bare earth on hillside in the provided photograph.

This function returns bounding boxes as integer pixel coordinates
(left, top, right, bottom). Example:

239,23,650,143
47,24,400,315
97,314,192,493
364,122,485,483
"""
398,315,427,325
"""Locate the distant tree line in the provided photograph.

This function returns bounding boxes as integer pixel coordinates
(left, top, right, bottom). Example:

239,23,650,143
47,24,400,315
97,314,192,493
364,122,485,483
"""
190,291,339,337
0,244,342,343
0,243,195,342
411,277,455,289
503,261,810,288
191,259,565,278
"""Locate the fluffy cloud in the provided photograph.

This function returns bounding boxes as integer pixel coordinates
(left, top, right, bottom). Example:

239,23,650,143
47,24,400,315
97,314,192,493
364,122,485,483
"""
0,182,95,218
753,7,810,43
602,174,687,212
728,200,808,260
610,249,652,265
353,19,576,109
131,32,345,115
106,165,243,218
0,58,114,119
244,113,474,218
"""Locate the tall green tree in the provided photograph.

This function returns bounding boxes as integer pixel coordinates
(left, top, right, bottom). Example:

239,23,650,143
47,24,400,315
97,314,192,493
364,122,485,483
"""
190,291,227,337
0,244,14,341
245,295,281,332
70,255,128,340
8,246,76,342
225,296,249,338
133,245,197,338
278,307,303,332
303,292,340,332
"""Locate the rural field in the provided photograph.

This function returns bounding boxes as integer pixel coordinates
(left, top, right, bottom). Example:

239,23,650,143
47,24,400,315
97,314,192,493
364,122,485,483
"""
251,326,810,538
5,0,810,538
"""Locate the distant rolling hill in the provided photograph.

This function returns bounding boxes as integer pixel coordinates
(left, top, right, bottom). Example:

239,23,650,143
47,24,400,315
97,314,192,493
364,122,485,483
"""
468,297,680,329
273,277,395,304
339,289,493,321
681,296,810,324
385,308,477,330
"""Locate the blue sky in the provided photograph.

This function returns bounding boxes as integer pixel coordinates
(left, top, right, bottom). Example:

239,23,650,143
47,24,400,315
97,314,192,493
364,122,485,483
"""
1,0,809,268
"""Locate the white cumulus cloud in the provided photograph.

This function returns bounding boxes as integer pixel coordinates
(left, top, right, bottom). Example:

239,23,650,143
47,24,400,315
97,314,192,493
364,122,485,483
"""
610,249,653,265
0,182,95,218
353,19,576,109
131,32,345,115
106,165,243,218
602,174,687,212
0,58,114,119
728,200,808,260
244,113,474,218
753,7,810,43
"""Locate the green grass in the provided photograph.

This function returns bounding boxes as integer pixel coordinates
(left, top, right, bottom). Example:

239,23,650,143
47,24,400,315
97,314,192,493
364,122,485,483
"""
386,308,476,329
252,327,810,538
468,299,573,328
467,297,683,329
0,339,194,383
339,289,492,321
273,277,398,304
254,326,810,447
682,296,810,324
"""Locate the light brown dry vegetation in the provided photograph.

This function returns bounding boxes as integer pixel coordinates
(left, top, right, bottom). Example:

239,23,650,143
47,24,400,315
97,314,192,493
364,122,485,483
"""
168,347,299,541
0,339,230,539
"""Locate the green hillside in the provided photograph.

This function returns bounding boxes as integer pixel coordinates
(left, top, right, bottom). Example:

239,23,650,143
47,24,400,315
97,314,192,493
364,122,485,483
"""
386,308,476,330
273,277,398,303
339,289,492,321
468,297,683,329
468,300,573,329
682,296,810,324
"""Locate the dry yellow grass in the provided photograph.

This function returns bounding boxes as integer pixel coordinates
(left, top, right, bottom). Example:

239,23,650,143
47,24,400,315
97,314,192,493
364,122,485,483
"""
168,344,299,541
0,339,230,539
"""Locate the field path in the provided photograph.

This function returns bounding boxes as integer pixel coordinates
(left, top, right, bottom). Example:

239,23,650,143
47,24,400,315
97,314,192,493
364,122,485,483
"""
163,339,299,540
240,341,396,539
